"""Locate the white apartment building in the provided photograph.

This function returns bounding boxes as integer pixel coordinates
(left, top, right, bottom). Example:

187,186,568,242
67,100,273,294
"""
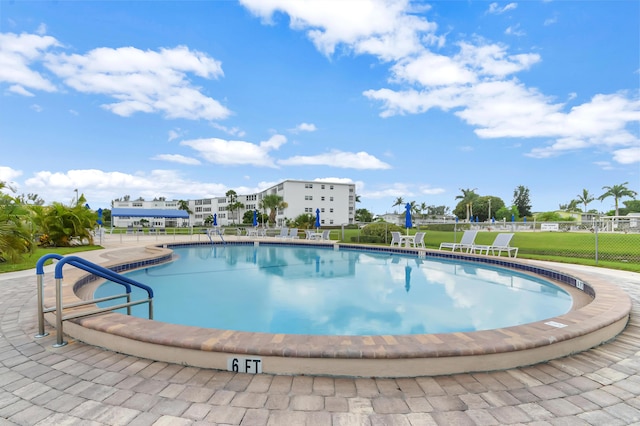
112,179,356,228
191,180,356,227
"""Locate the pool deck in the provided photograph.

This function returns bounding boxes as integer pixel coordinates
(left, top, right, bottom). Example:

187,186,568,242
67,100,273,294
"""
2,235,640,424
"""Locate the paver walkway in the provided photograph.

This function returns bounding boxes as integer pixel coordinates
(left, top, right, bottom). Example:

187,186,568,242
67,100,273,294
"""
2,241,640,425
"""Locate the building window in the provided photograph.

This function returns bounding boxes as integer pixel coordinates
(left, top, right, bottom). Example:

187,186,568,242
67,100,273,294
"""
133,202,142,207
321,196,325,201
321,184,325,189
330,185,334,190
321,208,325,212
305,195,313,201
330,208,334,213
305,183,313,189
330,197,334,202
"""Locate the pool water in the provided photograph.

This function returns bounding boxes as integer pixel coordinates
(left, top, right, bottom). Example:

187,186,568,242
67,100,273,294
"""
95,244,572,335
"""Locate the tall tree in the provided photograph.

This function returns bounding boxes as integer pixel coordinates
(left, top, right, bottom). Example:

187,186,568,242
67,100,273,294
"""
455,188,478,221
225,190,244,224
576,189,594,212
599,182,638,216
513,185,532,218
260,194,288,225
177,200,192,214
392,197,404,212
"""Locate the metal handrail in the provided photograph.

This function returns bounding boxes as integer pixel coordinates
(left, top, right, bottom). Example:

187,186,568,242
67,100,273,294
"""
35,254,154,347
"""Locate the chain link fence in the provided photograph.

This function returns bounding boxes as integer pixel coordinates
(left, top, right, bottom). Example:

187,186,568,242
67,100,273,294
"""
346,217,640,266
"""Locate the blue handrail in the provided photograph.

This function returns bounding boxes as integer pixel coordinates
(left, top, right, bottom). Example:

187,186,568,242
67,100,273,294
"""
35,253,155,345
52,255,153,298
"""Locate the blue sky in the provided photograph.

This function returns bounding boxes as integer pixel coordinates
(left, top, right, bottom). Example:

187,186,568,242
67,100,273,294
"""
1,0,638,215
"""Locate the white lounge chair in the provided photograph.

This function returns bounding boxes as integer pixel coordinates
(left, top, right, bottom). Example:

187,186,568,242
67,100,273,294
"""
411,232,425,248
471,233,518,258
439,230,478,252
321,230,331,240
287,228,299,239
276,227,289,238
390,231,402,247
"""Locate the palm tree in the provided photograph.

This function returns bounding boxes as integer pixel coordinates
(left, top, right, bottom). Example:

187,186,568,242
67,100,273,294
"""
599,182,638,216
392,197,404,212
419,202,428,219
177,200,193,214
0,183,34,262
455,188,478,222
260,194,288,225
576,189,595,213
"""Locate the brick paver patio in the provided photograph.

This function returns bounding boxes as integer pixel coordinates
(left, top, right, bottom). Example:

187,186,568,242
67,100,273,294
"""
1,238,640,425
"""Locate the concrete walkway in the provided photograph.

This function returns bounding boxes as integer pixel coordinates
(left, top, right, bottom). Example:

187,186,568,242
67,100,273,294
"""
2,240,640,425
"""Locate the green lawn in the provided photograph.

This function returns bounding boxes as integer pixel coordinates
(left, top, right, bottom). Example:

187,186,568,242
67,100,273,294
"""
0,246,103,273
341,228,640,272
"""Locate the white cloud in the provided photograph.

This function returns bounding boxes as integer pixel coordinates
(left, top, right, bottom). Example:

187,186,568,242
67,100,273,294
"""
544,16,558,26
44,45,231,121
278,150,391,169
248,0,636,166
291,122,317,133
181,134,286,167
23,168,230,205
8,84,34,96
361,182,414,200
505,24,525,37
211,122,246,137
612,146,640,165
488,2,518,15
390,51,477,87
0,166,23,183
151,154,201,165
0,32,59,93
419,185,446,195
168,129,182,142
240,0,437,60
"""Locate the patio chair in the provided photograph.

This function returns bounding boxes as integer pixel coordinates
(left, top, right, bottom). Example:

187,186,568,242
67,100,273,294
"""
412,232,425,248
321,230,331,240
439,230,478,252
471,233,518,258
287,228,299,239
390,231,402,247
276,227,289,238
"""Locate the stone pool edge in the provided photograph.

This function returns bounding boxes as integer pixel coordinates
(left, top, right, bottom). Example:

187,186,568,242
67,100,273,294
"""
45,241,631,377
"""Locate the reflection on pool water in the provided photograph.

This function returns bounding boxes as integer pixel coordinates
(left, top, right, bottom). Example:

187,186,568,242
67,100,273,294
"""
95,245,572,336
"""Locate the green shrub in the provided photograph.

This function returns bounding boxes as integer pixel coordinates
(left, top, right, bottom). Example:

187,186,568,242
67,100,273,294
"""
361,222,404,241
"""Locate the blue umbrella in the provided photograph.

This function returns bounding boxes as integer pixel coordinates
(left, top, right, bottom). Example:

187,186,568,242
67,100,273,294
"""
511,214,515,222
213,213,218,226
97,208,103,225
475,216,479,223
252,210,258,226
315,208,321,230
523,216,527,223
405,203,412,233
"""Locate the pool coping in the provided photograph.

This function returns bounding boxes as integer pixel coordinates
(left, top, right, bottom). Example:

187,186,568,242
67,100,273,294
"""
44,240,632,377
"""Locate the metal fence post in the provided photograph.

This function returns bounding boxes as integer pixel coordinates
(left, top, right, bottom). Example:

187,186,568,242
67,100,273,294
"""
595,223,599,265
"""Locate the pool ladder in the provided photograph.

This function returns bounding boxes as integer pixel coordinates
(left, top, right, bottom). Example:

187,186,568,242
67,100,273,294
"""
207,228,225,244
34,254,154,347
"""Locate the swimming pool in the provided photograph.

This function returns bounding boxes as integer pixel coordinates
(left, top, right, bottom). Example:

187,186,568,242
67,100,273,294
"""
95,244,572,335
59,239,630,377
